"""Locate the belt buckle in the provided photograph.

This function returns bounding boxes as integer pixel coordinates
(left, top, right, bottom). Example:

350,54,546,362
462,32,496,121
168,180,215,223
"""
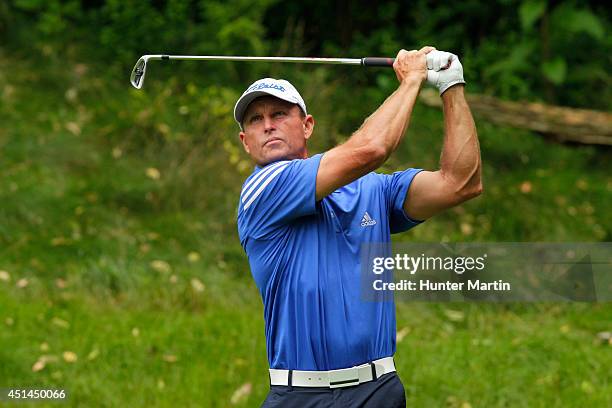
328,366,360,389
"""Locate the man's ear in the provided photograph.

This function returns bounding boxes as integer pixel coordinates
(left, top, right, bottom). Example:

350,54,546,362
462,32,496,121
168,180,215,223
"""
239,132,251,154
303,115,315,141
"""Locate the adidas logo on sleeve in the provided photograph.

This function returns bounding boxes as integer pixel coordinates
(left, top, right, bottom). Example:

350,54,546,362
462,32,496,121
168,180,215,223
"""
360,211,377,227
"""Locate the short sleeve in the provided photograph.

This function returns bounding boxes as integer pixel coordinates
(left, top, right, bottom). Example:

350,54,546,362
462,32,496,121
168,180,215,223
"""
238,154,323,242
382,168,425,234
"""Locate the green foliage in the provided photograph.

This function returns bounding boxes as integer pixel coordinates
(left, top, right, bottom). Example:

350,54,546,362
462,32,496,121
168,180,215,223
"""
553,3,605,40
201,0,275,54
542,57,567,85
3,0,610,108
13,0,82,35
262,0,610,109
5,0,278,74
97,0,167,63
519,0,547,30
484,37,536,97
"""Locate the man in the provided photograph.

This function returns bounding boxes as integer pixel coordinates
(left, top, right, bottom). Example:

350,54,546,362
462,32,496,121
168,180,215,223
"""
234,46,482,407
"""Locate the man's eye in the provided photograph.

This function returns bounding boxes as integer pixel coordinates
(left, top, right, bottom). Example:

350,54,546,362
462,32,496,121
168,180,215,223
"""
250,116,262,123
273,111,286,117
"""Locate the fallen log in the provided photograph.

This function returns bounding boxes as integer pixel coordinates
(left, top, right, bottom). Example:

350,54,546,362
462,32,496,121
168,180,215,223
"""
419,88,612,146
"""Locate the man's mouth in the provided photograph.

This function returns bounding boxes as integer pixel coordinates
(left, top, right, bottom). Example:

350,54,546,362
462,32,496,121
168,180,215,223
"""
264,137,283,147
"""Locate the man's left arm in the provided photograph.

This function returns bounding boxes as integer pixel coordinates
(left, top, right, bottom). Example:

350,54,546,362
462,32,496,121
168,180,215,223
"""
404,85,482,221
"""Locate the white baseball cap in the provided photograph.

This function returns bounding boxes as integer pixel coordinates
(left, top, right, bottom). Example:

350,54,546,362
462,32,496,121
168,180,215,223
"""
234,78,307,129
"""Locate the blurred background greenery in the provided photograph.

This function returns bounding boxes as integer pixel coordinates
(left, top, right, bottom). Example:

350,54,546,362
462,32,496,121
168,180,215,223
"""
0,1,610,406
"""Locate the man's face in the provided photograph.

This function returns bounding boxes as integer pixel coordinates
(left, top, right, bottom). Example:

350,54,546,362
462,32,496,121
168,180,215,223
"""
239,96,314,166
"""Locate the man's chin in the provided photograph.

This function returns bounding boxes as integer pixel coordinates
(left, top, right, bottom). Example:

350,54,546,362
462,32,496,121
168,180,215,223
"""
260,149,292,165
256,147,307,166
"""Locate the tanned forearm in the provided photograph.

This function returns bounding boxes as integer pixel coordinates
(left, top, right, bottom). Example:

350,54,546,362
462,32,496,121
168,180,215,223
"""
440,86,482,196
349,76,423,161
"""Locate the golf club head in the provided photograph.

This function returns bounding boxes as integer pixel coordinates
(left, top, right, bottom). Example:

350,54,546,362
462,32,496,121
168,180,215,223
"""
130,56,148,89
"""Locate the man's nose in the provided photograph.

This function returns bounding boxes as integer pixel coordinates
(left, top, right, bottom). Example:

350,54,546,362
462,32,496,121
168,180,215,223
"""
263,115,275,132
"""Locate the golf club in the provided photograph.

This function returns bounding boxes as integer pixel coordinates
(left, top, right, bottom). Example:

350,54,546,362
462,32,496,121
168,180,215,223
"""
130,55,395,89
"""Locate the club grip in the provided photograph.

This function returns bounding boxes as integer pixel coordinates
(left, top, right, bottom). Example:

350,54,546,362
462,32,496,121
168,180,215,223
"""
362,57,395,67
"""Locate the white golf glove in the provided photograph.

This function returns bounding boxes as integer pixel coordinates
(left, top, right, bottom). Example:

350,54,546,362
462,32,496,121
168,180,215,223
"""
426,50,465,95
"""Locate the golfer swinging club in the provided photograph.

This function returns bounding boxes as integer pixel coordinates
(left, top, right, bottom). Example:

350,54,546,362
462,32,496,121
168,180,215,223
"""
235,46,482,407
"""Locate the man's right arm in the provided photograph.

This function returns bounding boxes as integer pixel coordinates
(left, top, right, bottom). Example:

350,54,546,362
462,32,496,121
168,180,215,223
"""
315,47,434,201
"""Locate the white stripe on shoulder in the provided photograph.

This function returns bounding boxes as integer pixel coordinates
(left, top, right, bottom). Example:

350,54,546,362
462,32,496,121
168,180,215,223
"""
242,160,289,195
243,164,288,210
241,160,289,204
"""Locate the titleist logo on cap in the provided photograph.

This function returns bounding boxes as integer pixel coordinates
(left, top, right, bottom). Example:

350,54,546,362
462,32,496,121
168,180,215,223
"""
246,82,286,93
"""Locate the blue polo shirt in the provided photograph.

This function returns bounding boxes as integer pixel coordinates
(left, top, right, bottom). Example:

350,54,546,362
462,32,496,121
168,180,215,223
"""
237,153,423,370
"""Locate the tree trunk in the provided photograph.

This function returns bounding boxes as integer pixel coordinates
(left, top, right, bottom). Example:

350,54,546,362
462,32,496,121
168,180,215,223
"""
419,89,612,146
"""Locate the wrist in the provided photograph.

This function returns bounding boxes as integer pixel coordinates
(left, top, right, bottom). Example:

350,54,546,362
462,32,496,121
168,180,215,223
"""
441,83,465,98
400,74,424,88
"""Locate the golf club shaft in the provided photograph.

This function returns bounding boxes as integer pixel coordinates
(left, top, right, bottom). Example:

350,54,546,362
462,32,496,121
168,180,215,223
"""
147,54,394,66
130,54,395,89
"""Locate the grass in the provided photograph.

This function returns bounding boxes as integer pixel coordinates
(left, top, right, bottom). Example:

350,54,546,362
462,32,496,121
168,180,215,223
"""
0,46,610,407
1,280,268,407
2,285,610,407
